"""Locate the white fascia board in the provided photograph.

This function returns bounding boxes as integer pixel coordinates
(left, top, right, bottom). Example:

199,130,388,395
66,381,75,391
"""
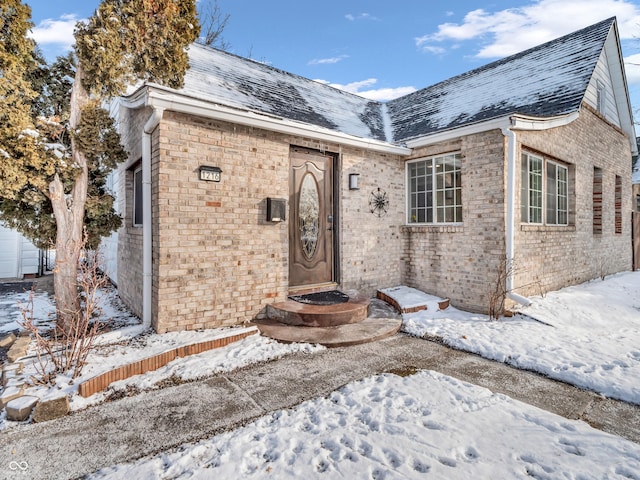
405,117,513,148
510,112,580,130
405,112,580,149
121,85,412,156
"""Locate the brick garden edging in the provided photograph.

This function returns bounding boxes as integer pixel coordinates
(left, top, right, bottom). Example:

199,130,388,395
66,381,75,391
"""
78,327,258,398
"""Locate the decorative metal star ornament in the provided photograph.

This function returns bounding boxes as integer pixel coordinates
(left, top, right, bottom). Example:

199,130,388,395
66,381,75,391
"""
369,187,389,217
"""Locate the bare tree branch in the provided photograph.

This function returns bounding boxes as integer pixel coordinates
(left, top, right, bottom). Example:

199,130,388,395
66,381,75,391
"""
198,0,230,49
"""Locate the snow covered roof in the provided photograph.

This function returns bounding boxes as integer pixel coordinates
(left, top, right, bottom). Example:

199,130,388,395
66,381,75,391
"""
155,18,621,147
387,17,614,142
178,44,388,142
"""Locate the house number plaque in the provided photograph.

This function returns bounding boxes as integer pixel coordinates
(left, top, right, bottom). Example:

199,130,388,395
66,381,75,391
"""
199,166,222,182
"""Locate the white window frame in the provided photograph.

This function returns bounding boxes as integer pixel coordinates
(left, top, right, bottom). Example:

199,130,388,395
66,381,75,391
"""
521,152,569,226
407,153,462,225
133,167,143,227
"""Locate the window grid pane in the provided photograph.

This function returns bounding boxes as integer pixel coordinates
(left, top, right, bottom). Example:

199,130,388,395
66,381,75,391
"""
556,165,568,225
408,154,462,224
528,156,543,224
522,153,569,226
546,163,557,224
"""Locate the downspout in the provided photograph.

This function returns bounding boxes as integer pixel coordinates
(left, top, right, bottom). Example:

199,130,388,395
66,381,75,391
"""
142,107,164,329
501,125,532,307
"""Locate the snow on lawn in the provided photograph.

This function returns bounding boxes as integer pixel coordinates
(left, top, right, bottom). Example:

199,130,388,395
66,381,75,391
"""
390,271,640,405
0,284,325,430
0,289,55,334
89,370,640,479
67,333,324,411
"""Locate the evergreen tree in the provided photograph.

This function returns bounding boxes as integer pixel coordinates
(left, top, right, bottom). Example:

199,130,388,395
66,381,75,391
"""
0,0,200,331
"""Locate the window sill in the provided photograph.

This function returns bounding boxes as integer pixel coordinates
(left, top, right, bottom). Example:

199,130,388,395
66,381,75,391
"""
520,224,575,232
402,224,464,233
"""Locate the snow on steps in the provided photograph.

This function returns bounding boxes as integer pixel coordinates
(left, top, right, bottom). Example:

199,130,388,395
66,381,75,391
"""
377,286,450,314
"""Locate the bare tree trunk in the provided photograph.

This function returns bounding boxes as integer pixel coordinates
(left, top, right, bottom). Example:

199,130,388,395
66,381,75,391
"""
49,64,90,333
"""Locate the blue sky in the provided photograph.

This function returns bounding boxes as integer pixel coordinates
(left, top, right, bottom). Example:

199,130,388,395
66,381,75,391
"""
24,0,640,112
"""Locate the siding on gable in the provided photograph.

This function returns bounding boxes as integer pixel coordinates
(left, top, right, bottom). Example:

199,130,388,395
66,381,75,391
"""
584,47,621,126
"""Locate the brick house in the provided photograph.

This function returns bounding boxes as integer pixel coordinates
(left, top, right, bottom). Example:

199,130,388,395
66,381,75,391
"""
108,17,636,332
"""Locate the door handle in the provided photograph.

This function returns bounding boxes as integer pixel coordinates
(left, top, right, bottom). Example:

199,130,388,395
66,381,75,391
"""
327,215,333,231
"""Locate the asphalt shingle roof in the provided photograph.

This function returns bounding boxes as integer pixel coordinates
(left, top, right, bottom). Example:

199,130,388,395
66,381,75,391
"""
180,45,388,141
387,17,614,142
178,18,615,145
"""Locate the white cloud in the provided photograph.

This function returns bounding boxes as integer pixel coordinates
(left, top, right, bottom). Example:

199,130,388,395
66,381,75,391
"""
625,54,640,84
30,14,81,50
417,0,640,59
419,45,447,55
317,78,416,101
308,55,349,66
345,13,380,22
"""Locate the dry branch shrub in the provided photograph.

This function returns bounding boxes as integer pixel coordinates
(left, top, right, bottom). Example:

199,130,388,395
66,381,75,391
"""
20,237,108,384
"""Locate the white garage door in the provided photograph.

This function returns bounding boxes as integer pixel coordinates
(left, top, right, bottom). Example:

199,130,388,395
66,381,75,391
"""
0,225,19,279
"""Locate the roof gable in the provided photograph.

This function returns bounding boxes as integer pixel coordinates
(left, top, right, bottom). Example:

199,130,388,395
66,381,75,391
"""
387,18,614,142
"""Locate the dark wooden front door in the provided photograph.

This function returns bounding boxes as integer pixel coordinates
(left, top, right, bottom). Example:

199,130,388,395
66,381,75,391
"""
289,147,334,288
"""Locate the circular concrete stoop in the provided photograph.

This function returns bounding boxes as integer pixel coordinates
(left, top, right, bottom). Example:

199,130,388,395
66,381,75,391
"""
266,292,370,327
257,293,403,347
251,317,402,348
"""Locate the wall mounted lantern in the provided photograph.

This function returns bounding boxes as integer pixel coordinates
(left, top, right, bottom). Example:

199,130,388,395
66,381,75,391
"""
266,198,286,222
199,165,222,182
349,173,360,190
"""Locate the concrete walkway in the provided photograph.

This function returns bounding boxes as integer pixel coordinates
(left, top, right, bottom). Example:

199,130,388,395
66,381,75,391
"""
1,334,639,480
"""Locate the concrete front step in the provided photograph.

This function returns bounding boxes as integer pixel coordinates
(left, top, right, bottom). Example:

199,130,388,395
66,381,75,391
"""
253,317,402,347
267,292,370,327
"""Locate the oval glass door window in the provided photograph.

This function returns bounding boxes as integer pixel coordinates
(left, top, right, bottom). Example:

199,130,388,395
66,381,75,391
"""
299,173,320,260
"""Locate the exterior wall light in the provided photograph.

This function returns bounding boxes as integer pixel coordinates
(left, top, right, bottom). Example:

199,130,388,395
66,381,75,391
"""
349,173,360,190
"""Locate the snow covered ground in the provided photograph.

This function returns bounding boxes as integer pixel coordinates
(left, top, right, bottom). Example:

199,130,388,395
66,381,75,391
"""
2,272,640,478
0,283,325,426
395,270,640,405
90,370,640,479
